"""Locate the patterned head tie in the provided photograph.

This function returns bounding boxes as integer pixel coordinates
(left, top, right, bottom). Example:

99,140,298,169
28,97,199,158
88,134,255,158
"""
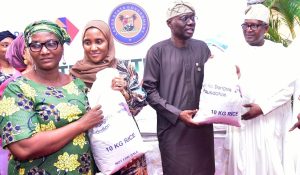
166,1,195,21
24,20,71,46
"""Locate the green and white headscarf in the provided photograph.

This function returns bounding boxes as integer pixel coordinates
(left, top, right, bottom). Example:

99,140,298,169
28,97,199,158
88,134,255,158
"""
24,20,71,46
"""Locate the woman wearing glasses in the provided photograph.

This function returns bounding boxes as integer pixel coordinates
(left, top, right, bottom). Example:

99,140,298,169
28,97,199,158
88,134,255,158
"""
0,20,104,174
226,4,297,175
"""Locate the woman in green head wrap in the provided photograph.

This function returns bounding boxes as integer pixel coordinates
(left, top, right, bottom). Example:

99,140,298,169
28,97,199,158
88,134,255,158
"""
24,20,71,46
0,20,104,174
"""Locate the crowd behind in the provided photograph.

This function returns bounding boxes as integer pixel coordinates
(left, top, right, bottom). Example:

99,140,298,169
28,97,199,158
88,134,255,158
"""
0,1,300,175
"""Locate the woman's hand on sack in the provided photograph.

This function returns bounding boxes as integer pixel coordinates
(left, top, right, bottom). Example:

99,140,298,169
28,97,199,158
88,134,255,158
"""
241,103,263,120
112,76,130,100
179,109,198,127
78,105,104,131
289,113,300,131
112,76,127,91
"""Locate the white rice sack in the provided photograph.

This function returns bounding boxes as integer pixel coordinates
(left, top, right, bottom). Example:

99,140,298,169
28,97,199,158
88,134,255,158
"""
193,58,242,127
88,68,147,175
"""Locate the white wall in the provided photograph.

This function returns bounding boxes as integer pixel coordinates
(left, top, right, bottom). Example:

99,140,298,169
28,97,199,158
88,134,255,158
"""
2,0,246,66
1,0,248,134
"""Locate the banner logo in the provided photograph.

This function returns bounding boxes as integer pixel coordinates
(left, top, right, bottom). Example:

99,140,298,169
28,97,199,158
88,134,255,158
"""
109,3,149,45
56,17,79,44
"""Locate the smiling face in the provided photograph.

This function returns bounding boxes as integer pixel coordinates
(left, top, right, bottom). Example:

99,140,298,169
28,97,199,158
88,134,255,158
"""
28,31,63,71
242,19,268,46
167,12,196,40
82,27,109,64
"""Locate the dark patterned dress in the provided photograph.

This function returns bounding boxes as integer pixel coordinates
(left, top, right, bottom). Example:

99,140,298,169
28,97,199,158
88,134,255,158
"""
116,60,147,117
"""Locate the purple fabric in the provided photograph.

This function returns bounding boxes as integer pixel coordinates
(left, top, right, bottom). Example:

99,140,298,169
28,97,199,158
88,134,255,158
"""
5,34,27,71
0,139,9,175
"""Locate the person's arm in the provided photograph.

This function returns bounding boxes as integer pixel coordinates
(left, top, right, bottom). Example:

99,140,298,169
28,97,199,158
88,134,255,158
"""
243,81,294,120
142,47,181,125
8,106,102,161
1,81,103,161
289,113,300,131
256,81,294,115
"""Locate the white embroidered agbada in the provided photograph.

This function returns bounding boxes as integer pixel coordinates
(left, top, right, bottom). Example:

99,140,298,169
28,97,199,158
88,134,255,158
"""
225,40,296,175
283,37,300,175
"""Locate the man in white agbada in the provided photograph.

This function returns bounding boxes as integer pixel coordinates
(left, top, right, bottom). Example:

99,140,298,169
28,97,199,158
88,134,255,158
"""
288,36,300,175
290,37,300,131
226,3,297,175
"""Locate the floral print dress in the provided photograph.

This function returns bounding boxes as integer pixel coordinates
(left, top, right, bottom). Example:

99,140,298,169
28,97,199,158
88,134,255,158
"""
0,77,94,175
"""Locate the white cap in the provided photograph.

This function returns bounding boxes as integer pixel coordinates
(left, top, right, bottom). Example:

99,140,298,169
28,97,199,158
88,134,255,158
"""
166,1,195,21
244,4,270,24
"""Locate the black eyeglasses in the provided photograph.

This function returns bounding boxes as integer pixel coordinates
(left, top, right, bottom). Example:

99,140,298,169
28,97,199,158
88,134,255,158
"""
178,14,197,23
241,23,266,31
28,40,59,52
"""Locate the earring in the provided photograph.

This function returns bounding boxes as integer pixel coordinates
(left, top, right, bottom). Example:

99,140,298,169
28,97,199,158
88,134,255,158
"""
24,59,28,65
62,54,66,65
33,64,37,71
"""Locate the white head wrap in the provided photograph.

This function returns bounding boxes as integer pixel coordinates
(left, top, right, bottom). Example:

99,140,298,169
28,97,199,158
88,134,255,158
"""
244,4,270,24
166,1,195,21
247,0,266,5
